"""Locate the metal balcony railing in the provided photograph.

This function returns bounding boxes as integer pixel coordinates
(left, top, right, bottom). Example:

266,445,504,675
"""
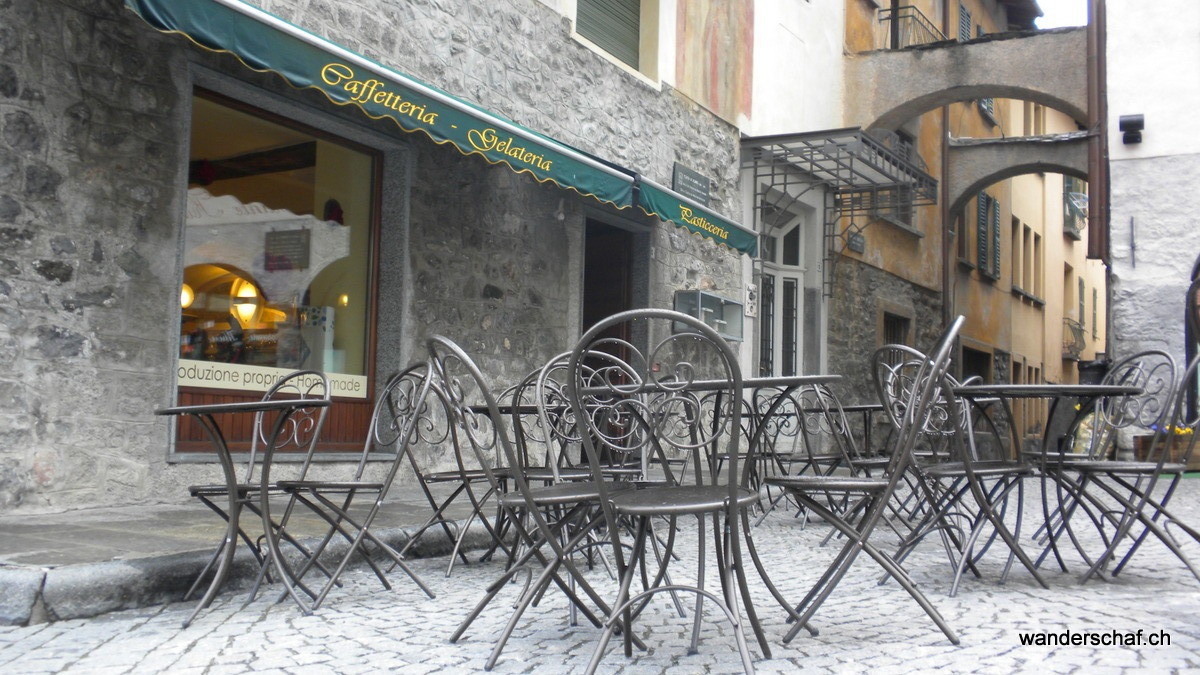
879,5,947,50
1063,317,1086,361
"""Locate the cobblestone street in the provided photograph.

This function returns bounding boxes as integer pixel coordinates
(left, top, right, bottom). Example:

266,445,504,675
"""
2,487,1198,674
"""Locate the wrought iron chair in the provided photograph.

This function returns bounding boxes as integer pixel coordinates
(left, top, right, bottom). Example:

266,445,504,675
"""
1033,349,1177,574
565,308,769,674
880,341,1048,596
1054,351,1200,581
435,337,641,671
272,363,437,612
182,369,330,625
762,317,964,645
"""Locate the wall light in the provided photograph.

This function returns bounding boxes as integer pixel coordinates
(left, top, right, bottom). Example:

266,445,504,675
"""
1119,114,1144,144
231,280,259,327
180,283,194,309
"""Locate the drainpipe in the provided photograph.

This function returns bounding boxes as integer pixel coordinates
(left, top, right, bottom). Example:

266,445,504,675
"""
1087,0,1110,359
941,0,953,329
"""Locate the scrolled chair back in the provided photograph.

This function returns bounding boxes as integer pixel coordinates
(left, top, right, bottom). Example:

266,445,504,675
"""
565,308,744,491
1083,350,1178,460
247,369,330,482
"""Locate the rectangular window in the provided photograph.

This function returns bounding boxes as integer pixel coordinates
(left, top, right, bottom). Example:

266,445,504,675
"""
578,0,641,69
1023,225,1033,292
1033,233,1043,297
1079,278,1087,328
958,4,972,42
178,91,379,451
1011,218,1022,290
962,346,992,383
976,192,1001,279
883,312,911,346
782,279,799,376
1092,288,1098,338
759,274,775,376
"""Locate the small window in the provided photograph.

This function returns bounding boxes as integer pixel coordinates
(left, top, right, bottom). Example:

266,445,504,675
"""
1092,287,1099,338
578,0,641,70
782,226,801,267
962,346,992,383
883,312,911,346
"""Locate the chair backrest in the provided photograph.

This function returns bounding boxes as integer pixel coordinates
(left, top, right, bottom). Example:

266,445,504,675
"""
565,309,744,501
245,369,330,484
869,316,965,483
426,336,526,508
1085,349,1177,459
753,383,860,469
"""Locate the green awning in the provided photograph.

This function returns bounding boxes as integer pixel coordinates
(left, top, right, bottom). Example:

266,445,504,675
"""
637,180,758,256
123,0,635,209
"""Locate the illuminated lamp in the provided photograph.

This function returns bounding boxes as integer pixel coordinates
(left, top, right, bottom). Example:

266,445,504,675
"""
180,283,194,309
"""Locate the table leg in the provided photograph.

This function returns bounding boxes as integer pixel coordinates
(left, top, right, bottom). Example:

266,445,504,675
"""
183,413,240,628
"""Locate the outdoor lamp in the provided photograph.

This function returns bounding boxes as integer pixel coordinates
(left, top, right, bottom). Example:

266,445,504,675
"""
1119,114,1144,144
180,283,194,309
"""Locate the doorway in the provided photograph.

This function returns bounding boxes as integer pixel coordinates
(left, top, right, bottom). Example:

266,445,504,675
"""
583,219,634,339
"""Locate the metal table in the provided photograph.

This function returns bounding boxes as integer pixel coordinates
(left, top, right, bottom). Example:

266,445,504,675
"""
155,397,331,626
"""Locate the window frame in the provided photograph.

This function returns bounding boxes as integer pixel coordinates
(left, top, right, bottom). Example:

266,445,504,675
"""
169,67,407,463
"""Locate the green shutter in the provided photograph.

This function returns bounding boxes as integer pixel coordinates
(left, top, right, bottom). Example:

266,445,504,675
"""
992,198,1001,276
578,0,641,70
959,4,972,41
977,193,988,269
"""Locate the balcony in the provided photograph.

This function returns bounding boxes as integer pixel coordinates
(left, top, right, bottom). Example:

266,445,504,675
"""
879,5,948,50
1063,317,1086,361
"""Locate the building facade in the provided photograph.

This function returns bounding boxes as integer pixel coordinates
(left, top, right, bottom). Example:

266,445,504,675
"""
0,0,754,511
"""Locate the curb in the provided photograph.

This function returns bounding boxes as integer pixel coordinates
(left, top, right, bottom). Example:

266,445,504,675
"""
0,517,496,627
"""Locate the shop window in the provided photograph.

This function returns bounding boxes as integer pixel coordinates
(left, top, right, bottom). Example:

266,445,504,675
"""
177,92,379,452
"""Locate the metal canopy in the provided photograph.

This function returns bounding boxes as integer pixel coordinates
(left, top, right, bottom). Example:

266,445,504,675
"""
743,127,938,209
742,127,939,297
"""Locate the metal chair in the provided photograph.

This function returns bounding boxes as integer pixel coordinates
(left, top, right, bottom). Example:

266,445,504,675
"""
566,308,768,674
1059,352,1200,581
1035,349,1177,574
182,369,329,626
763,317,964,645
435,337,640,671
273,363,437,612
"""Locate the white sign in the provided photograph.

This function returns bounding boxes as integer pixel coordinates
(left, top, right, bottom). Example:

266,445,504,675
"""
177,359,368,399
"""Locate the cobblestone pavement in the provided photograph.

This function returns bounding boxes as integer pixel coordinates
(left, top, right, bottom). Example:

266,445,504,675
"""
2,488,1199,674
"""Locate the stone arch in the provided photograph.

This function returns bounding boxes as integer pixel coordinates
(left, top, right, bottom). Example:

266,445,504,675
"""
844,28,1088,131
948,161,1087,217
869,86,1086,132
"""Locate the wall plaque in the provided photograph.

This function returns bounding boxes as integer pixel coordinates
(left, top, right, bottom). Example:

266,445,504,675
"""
264,229,311,271
672,162,711,207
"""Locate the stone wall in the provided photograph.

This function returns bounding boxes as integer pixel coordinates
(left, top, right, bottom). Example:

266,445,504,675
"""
0,0,184,510
1109,153,1200,366
0,0,744,511
826,257,943,407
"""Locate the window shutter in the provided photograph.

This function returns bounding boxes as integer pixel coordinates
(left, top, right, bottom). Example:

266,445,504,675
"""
977,193,988,269
991,197,1001,275
958,4,972,42
578,0,641,69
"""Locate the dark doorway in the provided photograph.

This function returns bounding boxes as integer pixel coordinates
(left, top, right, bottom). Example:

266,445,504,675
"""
583,219,634,345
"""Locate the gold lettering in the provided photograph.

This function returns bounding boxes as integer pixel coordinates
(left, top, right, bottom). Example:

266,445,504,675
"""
679,206,728,240
320,63,437,126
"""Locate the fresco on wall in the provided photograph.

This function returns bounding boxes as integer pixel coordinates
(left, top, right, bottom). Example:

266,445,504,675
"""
675,1,752,125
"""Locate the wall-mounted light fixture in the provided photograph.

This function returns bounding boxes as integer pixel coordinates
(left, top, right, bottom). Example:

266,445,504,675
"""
1119,114,1144,144
231,280,259,327
180,283,194,309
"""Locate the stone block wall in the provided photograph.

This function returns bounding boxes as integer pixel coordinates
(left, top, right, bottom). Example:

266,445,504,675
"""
0,0,745,511
0,0,184,510
826,257,943,407
1109,153,1200,366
